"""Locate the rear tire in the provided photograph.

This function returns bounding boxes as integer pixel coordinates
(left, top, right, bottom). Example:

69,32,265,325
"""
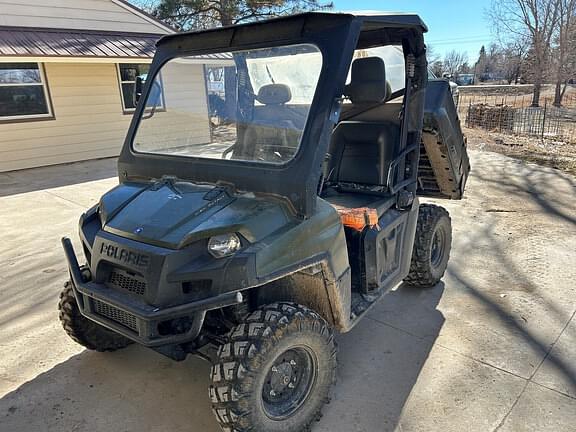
58,269,132,352
404,204,452,288
209,302,337,432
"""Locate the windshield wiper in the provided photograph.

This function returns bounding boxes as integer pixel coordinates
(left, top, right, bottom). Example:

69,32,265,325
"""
265,65,276,84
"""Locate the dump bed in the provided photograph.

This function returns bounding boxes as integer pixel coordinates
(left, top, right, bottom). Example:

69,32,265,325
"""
417,80,470,199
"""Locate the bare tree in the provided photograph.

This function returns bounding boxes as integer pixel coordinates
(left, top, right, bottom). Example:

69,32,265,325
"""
426,44,442,64
489,0,561,106
443,50,469,76
129,0,333,30
430,60,444,77
458,61,472,74
552,0,576,106
500,39,529,83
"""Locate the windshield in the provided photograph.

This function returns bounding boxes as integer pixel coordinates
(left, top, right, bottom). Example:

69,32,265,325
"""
132,44,323,165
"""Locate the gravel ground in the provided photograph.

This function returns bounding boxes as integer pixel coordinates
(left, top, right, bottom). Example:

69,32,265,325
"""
0,149,575,432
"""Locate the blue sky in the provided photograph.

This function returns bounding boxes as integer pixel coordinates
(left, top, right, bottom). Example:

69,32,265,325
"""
333,0,494,63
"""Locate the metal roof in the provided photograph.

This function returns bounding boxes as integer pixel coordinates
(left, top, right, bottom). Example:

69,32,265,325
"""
0,26,161,59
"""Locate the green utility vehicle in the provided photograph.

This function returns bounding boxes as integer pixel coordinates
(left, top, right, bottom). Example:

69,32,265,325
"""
60,12,469,432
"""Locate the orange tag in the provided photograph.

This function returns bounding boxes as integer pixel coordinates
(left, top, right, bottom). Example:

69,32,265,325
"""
333,206,379,231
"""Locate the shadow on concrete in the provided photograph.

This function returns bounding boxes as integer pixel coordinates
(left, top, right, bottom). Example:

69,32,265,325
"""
0,346,221,432
473,153,576,227
316,282,445,431
0,283,445,432
0,158,117,198
448,267,576,391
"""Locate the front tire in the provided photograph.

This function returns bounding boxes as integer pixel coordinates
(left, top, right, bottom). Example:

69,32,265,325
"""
404,204,452,287
209,302,337,432
58,272,132,352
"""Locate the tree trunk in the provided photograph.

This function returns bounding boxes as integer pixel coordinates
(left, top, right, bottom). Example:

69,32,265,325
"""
219,0,235,121
531,79,542,107
553,80,563,107
223,66,237,122
560,81,568,99
219,0,234,26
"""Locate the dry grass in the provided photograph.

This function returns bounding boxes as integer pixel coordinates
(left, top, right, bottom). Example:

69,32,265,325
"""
463,126,576,176
459,84,576,109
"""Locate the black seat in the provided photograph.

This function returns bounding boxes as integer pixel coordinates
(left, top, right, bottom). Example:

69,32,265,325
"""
324,57,400,196
327,121,399,193
251,83,305,130
234,83,303,162
345,57,389,104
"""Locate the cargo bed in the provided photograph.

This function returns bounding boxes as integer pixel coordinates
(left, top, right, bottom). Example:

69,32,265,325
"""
417,80,470,199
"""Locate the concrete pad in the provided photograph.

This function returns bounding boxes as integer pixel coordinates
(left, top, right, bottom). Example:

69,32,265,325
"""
0,246,81,386
316,314,525,432
498,383,576,432
532,316,576,398
0,150,575,432
0,173,34,196
0,347,221,432
369,151,576,380
316,316,439,432
0,190,84,265
0,158,117,198
44,177,118,209
396,347,526,432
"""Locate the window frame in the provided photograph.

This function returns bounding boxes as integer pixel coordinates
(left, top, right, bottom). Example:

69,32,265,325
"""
116,63,164,114
0,62,54,123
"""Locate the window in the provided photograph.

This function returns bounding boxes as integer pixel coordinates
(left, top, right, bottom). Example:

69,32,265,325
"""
132,44,323,165
117,63,164,112
0,63,52,121
349,46,406,94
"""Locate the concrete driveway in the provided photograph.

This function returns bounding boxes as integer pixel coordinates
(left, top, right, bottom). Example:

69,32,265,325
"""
0,150,575,432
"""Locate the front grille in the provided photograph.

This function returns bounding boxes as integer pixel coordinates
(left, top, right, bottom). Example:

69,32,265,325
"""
108,269,146,296
93,299,138,332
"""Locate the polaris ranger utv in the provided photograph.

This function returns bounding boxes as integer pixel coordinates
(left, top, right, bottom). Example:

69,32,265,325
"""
59,12,469,432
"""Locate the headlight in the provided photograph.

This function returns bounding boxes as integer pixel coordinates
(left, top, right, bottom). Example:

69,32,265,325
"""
208,233,241,258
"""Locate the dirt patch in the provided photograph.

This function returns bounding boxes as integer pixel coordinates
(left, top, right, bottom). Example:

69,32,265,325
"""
459,84,576,109
460,84,538,96
463,126,576,176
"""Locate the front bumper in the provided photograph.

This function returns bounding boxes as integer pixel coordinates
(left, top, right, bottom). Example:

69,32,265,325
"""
61,237,243,347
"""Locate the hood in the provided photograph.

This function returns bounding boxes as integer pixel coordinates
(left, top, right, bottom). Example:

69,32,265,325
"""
100,179,292,249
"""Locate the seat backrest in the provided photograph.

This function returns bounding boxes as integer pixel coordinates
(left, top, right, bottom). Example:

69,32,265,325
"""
235,84,303,161
327,121,400,192
345,57,388,104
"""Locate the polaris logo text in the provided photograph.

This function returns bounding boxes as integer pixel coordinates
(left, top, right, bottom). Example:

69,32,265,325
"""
99,243,150,267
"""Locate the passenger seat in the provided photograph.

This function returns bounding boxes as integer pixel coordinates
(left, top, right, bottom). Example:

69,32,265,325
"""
325,57,399,195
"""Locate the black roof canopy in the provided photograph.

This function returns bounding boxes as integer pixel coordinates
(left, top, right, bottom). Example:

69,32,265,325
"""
155,12,427,53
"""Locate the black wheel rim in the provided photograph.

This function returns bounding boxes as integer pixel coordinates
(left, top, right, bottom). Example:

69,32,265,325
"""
430,225,447,269
261,346,317,420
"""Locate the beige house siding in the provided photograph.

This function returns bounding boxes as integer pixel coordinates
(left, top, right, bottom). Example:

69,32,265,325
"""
135,62,212,152
0,62,210,172
0,0,170,33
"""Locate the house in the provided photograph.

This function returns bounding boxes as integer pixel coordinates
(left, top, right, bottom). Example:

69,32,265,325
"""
0,0,211,172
